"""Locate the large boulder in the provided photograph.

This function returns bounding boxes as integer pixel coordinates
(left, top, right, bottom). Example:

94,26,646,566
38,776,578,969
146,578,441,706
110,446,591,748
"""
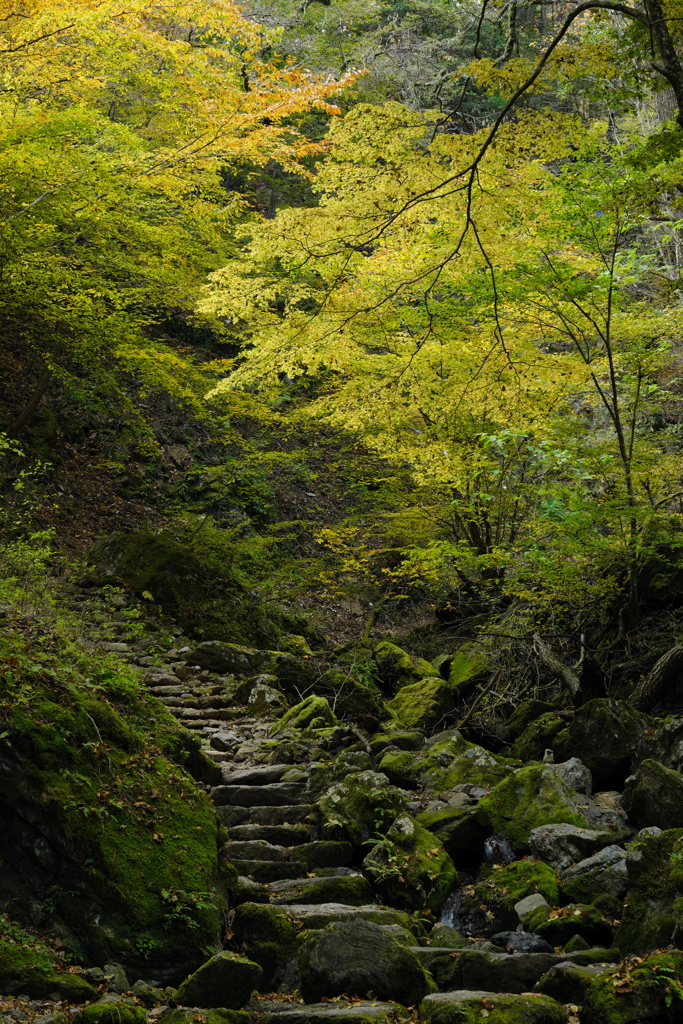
537,953,683,1024
273,695,338,733
0,940,98,1000
552,700,651,791
615,827,683,952
373,642,435,694
529,823,618,872
415,806,492,867
479,766,589,851
622,758,683,830
379,732,516,797
386,677,454,731
560,845,628,902
174,952,263,1009
299,919,434,1006
362,816,458,912
509,713,565,762
317,770,407,850
419,991,568,1024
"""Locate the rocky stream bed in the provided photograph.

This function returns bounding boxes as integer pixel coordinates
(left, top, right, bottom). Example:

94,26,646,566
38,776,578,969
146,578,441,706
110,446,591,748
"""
3,583,683,1024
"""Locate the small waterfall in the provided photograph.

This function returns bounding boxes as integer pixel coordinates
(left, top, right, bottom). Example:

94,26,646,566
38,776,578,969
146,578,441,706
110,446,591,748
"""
483,835,516,865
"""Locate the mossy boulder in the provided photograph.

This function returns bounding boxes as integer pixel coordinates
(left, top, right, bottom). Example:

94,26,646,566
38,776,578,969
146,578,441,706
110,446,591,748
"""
231,903,298,990
363,816,458,912
373,642,435,694
447,645,489,701
163,1012,249,1024
552,699,651,791
509,713,564,763
0,940,98,999
386,677,454,731
479,765,589,851
299,918,435,1006
416,806,492,867
474,859,560,912
506,700,559,740
273,695,337,733
379,733,516,797
269,874,374,906
174,951,263,1009
71,1006,147,1024
530,903,612,948
419,991,568,1024
537,953,683,1024
317,770,407,849
0,640,235,981
615,827,683,952
622,758,683,830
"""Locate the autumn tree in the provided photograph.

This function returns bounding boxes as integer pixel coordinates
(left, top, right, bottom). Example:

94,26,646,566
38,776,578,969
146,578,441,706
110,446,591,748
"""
0,0,353,434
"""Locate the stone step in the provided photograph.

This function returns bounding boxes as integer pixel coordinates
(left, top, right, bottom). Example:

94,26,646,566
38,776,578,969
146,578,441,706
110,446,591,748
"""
211,782,308,807
227,823,315,845
258,1002,403,1024
225,840,289,862
288,840,352,870
220,764,291,786
231,859,310,883
268,873,373,906
216,804,313,827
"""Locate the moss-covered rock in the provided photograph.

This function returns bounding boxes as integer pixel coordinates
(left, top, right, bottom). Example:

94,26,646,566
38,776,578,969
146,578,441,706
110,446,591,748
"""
509,713,564,762
273,695,337,733
506,700,559,740
479,765,589,850
0,940,98,999
615,827,683,952
299,918,435,1006
174,951,263,1009
363,816,458,912
419,991,568,1024
415,806,492,867
231,903,298,990
317,770,407,849
474,859,560,912
0,638,235,981
447,646,489,702
158,1011,249,1024
531,903,612,948
373,642,435,694
386,678,454,731
552,699,651,791
269,873,374,906
622,758,683,830
71,1006,147,1024
379,733,516,798
537,953,683,1024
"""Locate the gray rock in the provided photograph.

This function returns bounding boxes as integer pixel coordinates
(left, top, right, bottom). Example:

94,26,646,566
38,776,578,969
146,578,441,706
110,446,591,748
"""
103,963,130,994
210,732,240,753
547,757,592,795
174,952,263,1010
299,919,432,1006
529,822,616,871
514,893,550,924
561,843,628,899
552,698,651,790
259,1003,405,1024
130,980,166,1008
188,642,272,676
492,931,554,953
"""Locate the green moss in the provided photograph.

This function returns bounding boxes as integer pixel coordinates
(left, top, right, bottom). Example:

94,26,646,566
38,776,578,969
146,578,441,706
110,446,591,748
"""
415,806,492,865
363,816,458,913
373,642,435,692
479,765,589,849
273,695,337,733
164,1012,250,1024
0,940,97,999
533,903,612,947
386,677,454,731
379,734,516,796
420,991,567,1024
615,827,683,953
509,713,564,762
72,1006,147,1024
474,859,559,910
447,645,488,698
231,902,298,990
506,700,558,740
0,636,235,974
318,770,407,848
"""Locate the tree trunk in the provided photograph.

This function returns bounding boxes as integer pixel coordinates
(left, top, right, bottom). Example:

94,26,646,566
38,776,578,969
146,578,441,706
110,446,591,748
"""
7,368,52,438
533,632,581,700
631,643,683,710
